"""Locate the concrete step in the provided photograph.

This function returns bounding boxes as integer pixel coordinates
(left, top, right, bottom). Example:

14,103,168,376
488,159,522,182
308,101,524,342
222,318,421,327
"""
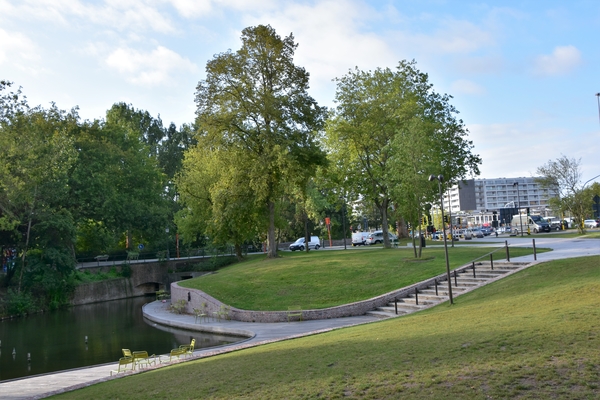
453,277,493,283
380,303,426,312
406,293,448,301
399,297,438,305
366,310,405,318
367,262,529,318
450,280,481,286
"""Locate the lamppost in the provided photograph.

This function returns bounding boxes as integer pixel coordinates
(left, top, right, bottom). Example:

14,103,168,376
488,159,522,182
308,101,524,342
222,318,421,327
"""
596,93,600,128
513,182,524,237
429,174,453,304
447,186,454,247
165,227,170,260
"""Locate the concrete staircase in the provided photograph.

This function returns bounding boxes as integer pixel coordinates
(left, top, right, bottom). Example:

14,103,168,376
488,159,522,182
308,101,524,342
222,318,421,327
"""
366,261,526,319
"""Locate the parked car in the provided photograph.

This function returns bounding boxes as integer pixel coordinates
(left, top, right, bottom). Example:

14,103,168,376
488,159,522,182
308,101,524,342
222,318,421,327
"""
351,231,370,246
366,230,397,245
472,229,485,238
458,229,473,240
480,227,492,236
289,236,320,251
583,219,599,228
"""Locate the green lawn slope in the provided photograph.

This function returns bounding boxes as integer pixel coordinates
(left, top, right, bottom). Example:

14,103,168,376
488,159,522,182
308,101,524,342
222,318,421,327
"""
177,246,543,310
53,254,599,399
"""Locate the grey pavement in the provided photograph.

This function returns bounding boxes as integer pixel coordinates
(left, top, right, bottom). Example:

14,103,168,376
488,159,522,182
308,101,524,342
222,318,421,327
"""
1,236,598,399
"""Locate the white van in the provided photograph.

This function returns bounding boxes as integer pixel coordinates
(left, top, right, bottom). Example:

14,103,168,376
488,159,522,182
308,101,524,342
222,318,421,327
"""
289,236,320,251
511,214,551,234
351,231,369,246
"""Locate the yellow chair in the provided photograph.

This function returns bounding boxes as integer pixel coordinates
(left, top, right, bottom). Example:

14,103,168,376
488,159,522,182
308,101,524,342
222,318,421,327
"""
132,350,156,369
214,304,230,321
110,356,134,376
194,303,208,323
159,348,186,364
179,338,196,358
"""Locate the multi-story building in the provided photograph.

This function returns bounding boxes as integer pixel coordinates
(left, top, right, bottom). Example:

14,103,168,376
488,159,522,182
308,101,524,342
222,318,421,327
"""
442,177,556,226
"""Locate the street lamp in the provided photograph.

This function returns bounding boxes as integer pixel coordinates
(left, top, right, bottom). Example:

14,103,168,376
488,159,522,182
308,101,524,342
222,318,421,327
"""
429,174,453,304
513,182,524,237
165,227,170,260
596,93,600,128
447,186,454,247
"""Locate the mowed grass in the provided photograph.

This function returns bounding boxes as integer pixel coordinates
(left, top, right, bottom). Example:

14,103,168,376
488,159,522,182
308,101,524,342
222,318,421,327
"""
177,246,544,310
53,255,600,399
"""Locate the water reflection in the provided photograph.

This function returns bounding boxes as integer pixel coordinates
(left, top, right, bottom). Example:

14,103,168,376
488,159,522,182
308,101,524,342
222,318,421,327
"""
0,296,242,382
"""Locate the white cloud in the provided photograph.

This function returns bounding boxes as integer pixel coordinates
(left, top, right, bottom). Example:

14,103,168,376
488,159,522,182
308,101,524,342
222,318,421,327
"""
532,45,582,77
0,28,38,64
168,0,213,18
2,0,176,34
466,122,600,180
167,0,278,18
105,45,197,85
450,79,486,95
395,19,495,56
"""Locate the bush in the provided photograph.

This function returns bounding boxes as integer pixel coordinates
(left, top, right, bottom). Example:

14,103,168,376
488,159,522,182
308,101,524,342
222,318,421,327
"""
120,263,132,278
4,288,37,316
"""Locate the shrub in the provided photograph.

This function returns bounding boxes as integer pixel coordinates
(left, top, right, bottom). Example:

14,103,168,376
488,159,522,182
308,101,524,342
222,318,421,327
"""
4,288,37,316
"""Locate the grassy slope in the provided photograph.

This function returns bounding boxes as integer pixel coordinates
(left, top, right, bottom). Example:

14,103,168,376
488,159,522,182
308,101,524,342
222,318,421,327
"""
53,254,599,399
177,246,542,310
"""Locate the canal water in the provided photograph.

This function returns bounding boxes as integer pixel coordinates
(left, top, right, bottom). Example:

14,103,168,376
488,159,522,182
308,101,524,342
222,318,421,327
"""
0,296,242,382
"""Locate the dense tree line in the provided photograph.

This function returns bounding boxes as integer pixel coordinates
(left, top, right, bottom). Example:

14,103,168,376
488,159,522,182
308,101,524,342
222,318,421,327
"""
0,81,194,314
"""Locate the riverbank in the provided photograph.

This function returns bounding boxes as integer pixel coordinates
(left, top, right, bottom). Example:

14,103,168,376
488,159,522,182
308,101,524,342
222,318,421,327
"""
0,301,379,399
1,237,598,399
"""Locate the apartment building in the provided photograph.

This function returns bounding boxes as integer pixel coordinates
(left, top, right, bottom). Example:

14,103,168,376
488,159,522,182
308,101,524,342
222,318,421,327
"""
445,177,556,214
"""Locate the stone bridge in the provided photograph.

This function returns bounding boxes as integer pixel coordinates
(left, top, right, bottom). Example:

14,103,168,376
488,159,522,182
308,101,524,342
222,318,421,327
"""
72,258,208,305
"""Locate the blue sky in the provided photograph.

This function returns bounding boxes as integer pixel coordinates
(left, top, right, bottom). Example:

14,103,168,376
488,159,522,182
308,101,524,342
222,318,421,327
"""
2,0,599,183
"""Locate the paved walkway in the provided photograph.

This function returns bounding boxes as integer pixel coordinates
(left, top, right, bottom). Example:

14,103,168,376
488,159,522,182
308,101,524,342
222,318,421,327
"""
1,236,598,399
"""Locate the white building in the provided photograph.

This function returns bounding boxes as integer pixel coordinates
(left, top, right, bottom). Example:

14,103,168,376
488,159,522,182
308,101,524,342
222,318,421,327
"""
446,177,556,213
435,177,557,227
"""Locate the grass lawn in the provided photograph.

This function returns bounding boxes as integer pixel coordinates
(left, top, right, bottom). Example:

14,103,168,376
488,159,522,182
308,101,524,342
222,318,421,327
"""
177,246,544,310
52,255,600,399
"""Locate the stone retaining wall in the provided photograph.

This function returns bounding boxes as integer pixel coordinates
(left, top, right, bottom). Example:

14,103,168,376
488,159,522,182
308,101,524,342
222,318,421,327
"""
169,259,525,322
71,278,148,305
170,269,456,323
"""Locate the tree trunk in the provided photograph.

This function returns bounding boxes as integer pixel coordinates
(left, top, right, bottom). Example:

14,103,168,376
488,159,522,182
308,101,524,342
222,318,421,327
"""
267,200,277,258
18,187,36,294
18,216,32,294
234,243,243,262
380,198,391,248
304,211,310,253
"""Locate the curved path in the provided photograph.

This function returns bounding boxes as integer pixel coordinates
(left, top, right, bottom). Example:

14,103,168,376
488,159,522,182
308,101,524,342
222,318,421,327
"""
1,236,598,400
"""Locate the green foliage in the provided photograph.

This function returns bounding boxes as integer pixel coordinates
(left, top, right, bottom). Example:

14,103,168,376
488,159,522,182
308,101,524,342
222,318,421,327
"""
119,263,131,278
3,288,37,316
189,24,327,258
73,268,123,283
169,299,187,314
536,156,596,233
325,60,480,245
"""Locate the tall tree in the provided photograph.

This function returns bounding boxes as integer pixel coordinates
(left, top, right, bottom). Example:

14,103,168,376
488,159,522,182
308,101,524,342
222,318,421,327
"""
177,135,263,260
326,61,480,249
0,82,78,293
193,24,326,258
535,156,590,233
68,107,170,252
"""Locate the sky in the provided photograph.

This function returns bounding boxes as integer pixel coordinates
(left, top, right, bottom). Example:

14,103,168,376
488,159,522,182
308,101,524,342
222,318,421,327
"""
1,0,600,184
